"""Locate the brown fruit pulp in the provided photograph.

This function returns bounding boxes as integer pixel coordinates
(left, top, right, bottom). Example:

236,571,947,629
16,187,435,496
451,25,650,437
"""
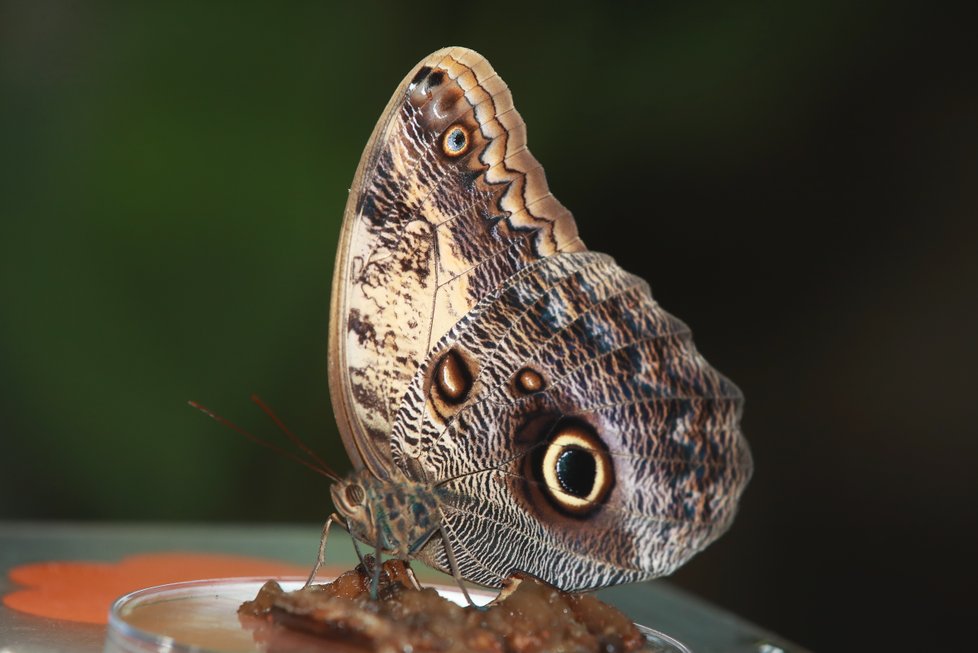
239,558,651,653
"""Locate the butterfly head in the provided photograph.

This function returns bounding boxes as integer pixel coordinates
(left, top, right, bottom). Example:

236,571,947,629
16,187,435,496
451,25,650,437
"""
331,476,376,544
332,472,444,557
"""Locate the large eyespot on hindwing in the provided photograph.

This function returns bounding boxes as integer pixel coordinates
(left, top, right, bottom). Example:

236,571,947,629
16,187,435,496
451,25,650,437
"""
427,348,477,421
524,417,614,518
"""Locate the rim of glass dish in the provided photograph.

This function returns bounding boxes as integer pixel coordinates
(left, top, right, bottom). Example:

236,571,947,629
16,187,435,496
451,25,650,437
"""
106,576,692,653
106,576,315,652
636,624,693,653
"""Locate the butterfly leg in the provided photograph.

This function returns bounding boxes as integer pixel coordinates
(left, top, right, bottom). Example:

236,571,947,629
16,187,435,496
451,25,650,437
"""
349,530,368,567
304,512,345,587
438,523,478,609
369,531,384,600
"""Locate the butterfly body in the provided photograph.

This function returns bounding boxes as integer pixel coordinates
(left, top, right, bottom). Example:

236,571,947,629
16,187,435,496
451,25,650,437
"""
327,47,752,593
332,471,445,559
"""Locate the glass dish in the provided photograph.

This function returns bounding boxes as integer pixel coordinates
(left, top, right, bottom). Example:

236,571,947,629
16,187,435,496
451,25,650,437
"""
105,576,691,653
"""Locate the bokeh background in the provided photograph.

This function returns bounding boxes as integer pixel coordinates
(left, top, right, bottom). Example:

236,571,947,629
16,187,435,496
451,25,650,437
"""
2,1,975,650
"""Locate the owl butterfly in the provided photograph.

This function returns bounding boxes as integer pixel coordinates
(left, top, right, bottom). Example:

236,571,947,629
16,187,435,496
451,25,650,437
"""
318,46,752,595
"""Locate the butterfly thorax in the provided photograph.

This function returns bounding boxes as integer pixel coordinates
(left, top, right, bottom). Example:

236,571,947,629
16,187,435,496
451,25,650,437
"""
331,470,443,559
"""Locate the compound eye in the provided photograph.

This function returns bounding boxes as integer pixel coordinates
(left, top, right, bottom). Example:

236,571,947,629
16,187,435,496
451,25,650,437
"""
441,125,469,157
345,483,365,507
539,423,613,515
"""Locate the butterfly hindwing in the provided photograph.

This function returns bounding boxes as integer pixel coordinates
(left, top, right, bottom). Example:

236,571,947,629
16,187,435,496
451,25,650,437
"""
389,251,751,589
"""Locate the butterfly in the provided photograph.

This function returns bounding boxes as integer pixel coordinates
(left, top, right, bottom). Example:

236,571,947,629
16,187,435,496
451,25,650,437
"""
313,46,752,597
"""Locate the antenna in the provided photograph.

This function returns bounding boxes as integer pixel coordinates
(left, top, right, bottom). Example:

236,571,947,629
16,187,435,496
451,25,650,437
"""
188,398,342,482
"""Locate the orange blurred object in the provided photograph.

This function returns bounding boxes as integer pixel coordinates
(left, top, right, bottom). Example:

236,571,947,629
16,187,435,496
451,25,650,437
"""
4,552,311,624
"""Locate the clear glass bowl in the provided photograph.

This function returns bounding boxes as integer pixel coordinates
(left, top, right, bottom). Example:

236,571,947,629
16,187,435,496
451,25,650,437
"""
105,577,691,653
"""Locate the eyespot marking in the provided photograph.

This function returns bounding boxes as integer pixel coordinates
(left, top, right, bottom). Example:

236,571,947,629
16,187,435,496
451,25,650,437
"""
514,367,545,394
441,125,470,157
434,349,472,404
536,421,614,516
554,447,596,497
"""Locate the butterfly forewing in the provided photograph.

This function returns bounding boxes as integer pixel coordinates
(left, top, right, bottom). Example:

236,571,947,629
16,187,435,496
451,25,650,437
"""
329,47,583,479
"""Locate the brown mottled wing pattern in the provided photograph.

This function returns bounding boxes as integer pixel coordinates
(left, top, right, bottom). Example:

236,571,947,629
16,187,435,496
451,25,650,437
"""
390,251,752,590
329,47,582,478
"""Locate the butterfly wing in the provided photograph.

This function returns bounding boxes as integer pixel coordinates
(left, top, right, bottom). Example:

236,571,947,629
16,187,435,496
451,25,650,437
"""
331,47,751,590
329,47,583,478
390,250,752,590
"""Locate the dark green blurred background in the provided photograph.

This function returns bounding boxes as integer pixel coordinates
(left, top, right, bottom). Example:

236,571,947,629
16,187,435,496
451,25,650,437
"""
2,1,975,650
